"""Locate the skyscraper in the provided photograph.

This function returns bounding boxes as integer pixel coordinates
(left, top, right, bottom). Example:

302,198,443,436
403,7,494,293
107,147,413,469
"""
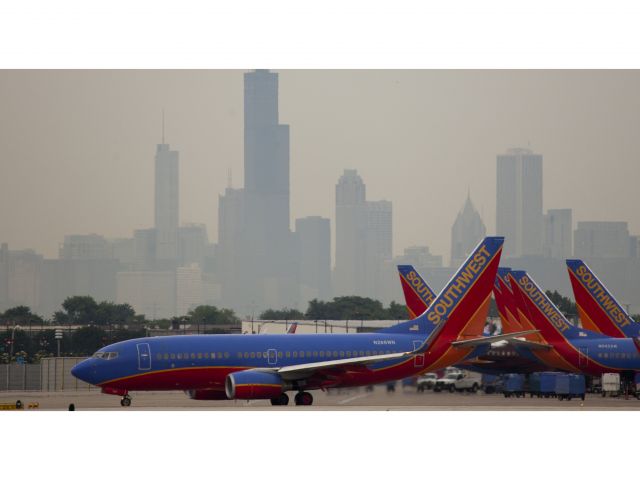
295,216,331,304
217,70,297,312
450,193,486,267
154,133,179,266
543,208,572,259
334,169,392,299
496,148,543,257
334,169,367,295
574,221,630,258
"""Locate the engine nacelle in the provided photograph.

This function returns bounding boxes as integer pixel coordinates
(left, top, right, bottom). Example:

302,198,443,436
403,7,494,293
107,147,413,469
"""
225,370,285,400
186,389,229,400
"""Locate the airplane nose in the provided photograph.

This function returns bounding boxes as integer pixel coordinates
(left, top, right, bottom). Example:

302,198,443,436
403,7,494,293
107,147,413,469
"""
71,360,94,384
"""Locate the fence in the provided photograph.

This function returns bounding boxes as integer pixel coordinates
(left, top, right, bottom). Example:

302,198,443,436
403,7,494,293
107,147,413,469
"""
0,357,96,392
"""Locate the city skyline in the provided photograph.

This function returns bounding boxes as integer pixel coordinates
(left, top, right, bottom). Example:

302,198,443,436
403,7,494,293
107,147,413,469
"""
2,71,640,263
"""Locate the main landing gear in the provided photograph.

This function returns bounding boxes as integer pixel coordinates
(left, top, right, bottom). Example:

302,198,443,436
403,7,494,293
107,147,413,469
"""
270,393,290,406
294,391,313,406
120,395,132,407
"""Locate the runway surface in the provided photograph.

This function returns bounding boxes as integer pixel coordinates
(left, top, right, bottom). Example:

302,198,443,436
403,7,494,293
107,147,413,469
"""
2,386,640,410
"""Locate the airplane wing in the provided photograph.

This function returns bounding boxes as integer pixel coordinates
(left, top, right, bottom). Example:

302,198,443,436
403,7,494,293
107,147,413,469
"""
253,350,413,382
450,330,539,348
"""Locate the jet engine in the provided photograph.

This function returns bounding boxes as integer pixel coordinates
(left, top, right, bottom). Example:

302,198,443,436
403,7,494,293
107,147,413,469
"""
225,370,286,400
186,389,229,400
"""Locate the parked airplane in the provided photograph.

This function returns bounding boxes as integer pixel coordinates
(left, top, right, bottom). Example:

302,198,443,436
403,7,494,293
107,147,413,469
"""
566,259,640,339
508,270,640,378
72,237,529,407
397,264,542,374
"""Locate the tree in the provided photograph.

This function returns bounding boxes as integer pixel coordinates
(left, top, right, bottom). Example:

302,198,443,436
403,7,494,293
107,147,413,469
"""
545,290,577,316
54,296,99,325
1,306,45,326
260,308,304,320
305,296,387,320
385,301,409,320
188,305,239,325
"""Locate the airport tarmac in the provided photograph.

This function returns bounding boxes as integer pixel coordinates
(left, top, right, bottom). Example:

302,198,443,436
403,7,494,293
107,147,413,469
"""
2,386,640,410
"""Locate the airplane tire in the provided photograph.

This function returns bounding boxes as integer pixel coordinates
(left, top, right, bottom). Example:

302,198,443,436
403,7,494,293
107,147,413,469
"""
295,392,313,406
471,384,478,393
270,393,289,406
121,396,131,407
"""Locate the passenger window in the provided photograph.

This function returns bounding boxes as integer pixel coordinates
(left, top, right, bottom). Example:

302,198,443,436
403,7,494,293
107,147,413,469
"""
197,353,202,359
177,353,183,359
286,351,291,358
300,351,305,358
385,350,390,354
340,351,345,358
184,353,189,359
326,351,331,357
224,352,229,359
189,353,195,359
306,351,311,357
163,353,169,360
353,351,358,357
278,352,283,358
156,353,162,360
204,352,209,359
359,351,364,357
372,350,377,356
333,351,338,357
237,352,242,359
313,351,318,358
250,352,256,359
293,351,298,358
170,353,176,360
257,351,262,359
244,352,249,359
319,351,325,358
365,350,371,356
346,351,351,357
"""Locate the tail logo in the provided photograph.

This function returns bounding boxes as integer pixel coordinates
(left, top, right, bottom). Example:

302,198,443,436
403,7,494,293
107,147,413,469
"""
426,244,492,325
571,264,631,328
404,270,436,305
517,275,568,333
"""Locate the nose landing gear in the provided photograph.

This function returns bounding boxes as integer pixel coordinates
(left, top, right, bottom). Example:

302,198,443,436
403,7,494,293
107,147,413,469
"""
294,391,313,406
120,395,132,407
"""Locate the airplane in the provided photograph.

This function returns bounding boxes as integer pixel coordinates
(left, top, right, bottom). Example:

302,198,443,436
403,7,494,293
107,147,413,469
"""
508,269,640,380
397,264,542,374
71,236,529,407
566,259,640,339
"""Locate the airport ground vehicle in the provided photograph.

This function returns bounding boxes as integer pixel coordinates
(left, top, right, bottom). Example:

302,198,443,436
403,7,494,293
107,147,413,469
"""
602,373,621,397
503,374,525,398
529,372,562,398
416,373,438,392
433,372,461,392
481,374,503,394
556,374,586,401
454,370,482,392
72,238,519,407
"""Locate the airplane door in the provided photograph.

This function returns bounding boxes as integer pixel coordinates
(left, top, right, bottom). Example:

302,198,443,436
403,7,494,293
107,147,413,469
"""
267,349,278,366
137,343,151,371
413,340,424,368
578,347,589,368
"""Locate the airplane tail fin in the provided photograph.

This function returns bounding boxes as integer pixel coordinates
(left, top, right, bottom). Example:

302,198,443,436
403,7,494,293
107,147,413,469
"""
509,270,605,343
494,267,517,333
382,237,503,341
396,265,437,320
566,259,635,338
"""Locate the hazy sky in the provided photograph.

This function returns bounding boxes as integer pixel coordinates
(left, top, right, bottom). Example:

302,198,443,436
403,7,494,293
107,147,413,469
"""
1,70,639,262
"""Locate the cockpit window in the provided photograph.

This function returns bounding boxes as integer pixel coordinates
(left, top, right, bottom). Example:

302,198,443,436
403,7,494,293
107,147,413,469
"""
93,351,118,360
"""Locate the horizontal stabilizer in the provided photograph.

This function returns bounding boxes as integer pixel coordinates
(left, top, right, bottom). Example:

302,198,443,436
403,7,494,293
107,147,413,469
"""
507,337,552,351
450,330,539,348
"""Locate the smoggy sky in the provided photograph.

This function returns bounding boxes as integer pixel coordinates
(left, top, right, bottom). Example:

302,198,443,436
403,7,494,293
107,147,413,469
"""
1,70,639,263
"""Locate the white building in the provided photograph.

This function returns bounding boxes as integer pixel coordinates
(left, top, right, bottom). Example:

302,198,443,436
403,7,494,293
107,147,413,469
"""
574,221,630,258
